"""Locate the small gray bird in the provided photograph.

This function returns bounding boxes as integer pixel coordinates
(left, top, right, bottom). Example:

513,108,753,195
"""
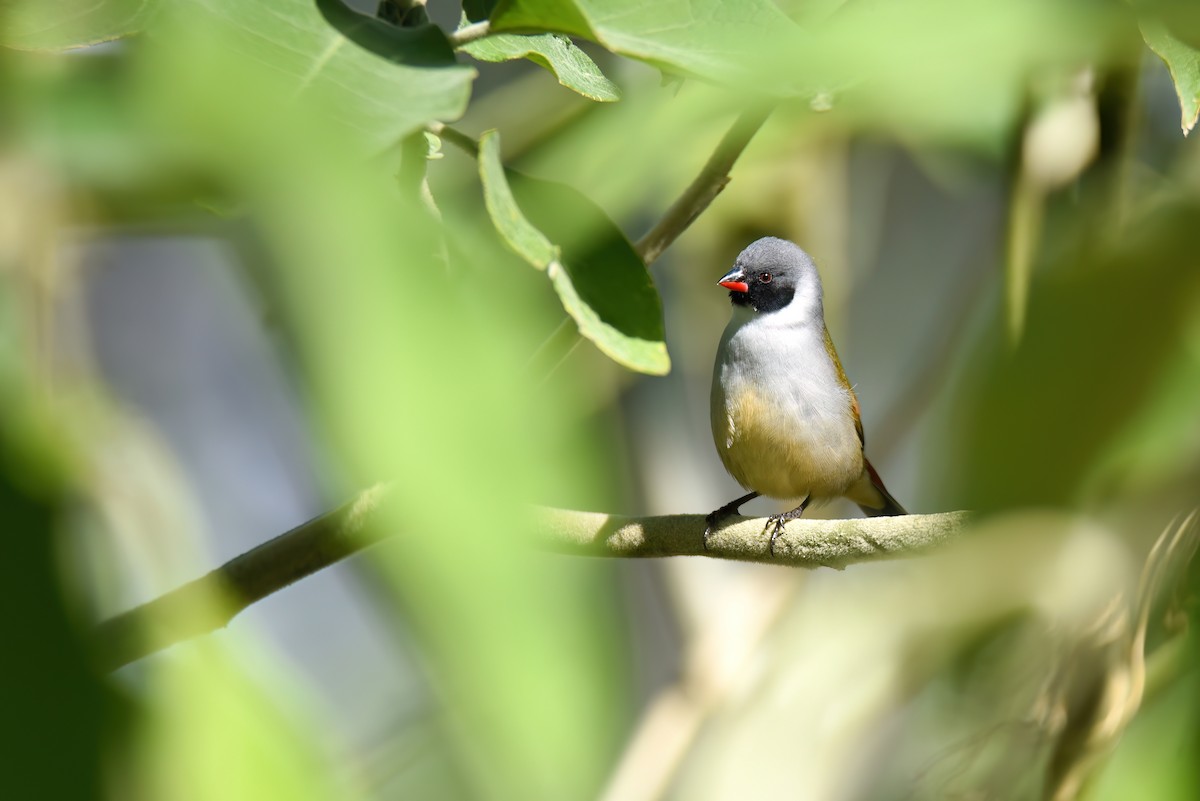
706,237,906,551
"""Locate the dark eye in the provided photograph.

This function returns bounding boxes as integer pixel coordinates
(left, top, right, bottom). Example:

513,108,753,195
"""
759,272,772,283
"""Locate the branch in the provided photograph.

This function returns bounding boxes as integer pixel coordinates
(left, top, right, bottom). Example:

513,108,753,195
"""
540,508,969,565
635,105,773,264
94,486,393,673
95,106,924,671
94,486,968,671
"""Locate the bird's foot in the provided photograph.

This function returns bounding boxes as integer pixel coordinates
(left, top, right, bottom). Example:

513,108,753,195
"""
703,491,760,551
765,497,811,556
765,515,788,556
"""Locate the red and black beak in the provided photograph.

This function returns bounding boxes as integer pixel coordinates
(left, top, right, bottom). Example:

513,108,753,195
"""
718,267,749,293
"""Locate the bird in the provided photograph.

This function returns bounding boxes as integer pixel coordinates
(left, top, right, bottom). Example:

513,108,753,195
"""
705,236,906,553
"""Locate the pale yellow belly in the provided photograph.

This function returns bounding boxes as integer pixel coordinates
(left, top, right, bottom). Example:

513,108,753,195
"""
713,386,863,500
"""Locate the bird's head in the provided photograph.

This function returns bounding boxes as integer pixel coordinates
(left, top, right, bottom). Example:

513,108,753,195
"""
718,237,823,317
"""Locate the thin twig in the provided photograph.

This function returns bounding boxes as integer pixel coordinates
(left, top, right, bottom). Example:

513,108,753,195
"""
94,488,968,671
635,105,773,264
448,20,491,49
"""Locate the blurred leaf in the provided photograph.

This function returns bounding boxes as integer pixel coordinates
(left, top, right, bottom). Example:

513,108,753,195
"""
150,0,475,150
130,21,630,798
136,649,348,801
1082,329,1200,498
0,151,110,801
810,0,1127,150
0,456,108,800
0,0,156,50
488,0,799,88
947,202,1200,511
1141,18,1200,135
1136,0,1200,49
1091,672,1200,801
461,26,619,102
478,131,669,374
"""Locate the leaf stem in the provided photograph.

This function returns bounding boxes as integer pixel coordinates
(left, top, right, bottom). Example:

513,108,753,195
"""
426,121,479,156
448,20,491,49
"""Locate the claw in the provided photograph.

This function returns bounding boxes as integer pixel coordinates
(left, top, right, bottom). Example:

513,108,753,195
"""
702,513,719,551
766,515,787,556
764,495,810,556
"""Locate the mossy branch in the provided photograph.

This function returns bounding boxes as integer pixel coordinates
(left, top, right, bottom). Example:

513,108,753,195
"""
540,507,969,566
93,484,968,672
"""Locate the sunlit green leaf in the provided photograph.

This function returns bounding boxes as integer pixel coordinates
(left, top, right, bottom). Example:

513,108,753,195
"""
478,131,560,268
545,258,670,375
476,130,668,373
1141,18,1200,135
510,173,670,375
150,0,475,150
0,0,157,51
488,0,798,88
462,27,619,102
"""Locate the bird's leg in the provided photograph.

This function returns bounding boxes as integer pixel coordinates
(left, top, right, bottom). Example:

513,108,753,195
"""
766,496,811,555
703,491,760,550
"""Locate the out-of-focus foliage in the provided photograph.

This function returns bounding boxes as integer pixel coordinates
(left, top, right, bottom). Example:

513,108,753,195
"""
950,202,1200,511
3,0,1200,800
0,0,155,51
490,0,800,87
195,0,475,148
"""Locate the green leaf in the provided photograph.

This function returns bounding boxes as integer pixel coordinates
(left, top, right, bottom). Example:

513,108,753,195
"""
545,256,670,375
1141,18,1200,135
488,0,799,88
477,131,669,374
478,131,560,268
0,0,158,51
154,0,475,149
462,27,619,102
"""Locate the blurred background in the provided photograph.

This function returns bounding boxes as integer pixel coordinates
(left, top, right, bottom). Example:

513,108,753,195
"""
2,0,1200,799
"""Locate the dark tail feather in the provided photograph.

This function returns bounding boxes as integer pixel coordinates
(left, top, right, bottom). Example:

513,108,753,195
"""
859,458,907,517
